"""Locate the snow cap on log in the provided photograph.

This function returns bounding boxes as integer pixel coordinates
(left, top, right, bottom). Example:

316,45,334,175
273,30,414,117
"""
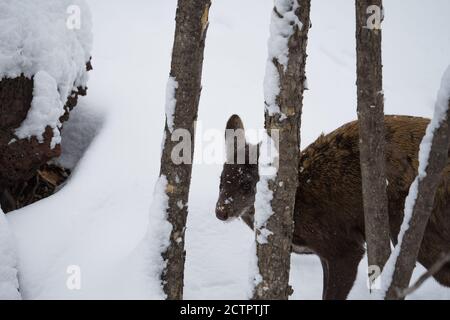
0,0,93,147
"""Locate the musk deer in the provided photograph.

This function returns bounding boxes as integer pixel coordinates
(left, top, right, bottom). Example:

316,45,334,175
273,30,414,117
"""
215,115,450,300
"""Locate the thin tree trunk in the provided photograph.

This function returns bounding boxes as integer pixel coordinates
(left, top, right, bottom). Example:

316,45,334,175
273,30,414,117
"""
159,0,211,300
385,97,450,300
253,0,311,300
355,0,391,282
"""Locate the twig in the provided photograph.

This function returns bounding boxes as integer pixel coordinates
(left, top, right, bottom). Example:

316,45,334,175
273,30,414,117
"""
397,252,450,299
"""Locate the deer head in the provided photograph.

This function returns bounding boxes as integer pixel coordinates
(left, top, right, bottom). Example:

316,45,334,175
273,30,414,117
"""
215,115,260,229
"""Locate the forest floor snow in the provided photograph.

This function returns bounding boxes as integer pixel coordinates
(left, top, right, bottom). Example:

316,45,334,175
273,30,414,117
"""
5,0,450,299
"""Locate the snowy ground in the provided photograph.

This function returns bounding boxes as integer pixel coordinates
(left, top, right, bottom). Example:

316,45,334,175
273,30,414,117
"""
5,0,450,299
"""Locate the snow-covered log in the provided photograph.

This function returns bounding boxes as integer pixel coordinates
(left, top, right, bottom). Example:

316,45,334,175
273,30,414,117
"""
0,0,92,193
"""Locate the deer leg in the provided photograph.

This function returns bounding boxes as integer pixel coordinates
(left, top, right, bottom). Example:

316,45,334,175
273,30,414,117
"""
322,248,364,300
320,258,330,300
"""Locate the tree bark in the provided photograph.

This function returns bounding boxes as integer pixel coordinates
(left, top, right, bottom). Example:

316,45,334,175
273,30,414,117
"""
385,100,450,300
159,0,211,300
253,0,311,300
355,0,391,281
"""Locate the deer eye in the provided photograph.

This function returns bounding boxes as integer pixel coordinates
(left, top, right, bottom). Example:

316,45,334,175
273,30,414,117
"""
242,182,251,191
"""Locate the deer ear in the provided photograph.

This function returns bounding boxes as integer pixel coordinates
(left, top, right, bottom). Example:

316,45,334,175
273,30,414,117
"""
225,115,246,164
226,115,244,131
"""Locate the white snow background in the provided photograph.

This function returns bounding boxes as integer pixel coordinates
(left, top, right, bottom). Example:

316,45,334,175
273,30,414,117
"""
4,0,450,299
0,208,21,300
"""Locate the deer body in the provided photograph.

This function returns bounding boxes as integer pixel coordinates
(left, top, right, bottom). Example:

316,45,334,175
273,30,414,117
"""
216,115,450,300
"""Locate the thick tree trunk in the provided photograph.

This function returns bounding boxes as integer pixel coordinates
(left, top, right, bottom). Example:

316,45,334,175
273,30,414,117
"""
253,0,311,300
355,0,391,281
159,0,211,300
385,99,450,300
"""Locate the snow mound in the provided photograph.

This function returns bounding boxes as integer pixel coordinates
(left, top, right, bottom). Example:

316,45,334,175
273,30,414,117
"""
0,210,21,300
0,0,93,146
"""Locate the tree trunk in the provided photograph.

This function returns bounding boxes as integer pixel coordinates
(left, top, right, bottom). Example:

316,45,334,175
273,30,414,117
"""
253,0,311,300
385,98,450,300
159,0,211,300
355,0,391,283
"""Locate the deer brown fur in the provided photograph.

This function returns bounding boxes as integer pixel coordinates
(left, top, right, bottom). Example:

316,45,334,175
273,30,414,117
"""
216,115,450,300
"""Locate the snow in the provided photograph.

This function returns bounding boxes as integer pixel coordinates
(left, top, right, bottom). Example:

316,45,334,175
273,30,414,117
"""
165,76,179,133
268,0,303,69
264,0,302,117
380,66,450,297
0,0,92,147
54,101,104,170
145,175,173,299
254,132,278,245
0,209,21,300
264,63,282,116
249,131,279,295
14,71,65,148
3,0,450,300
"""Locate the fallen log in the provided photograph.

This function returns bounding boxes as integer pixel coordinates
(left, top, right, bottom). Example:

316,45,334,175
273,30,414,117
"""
0,61,92,212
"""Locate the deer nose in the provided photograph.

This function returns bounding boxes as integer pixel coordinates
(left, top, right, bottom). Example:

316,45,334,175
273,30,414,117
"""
216,205,229,221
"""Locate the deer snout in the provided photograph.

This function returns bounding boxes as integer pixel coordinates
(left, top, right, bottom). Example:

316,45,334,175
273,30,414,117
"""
215,204,229,221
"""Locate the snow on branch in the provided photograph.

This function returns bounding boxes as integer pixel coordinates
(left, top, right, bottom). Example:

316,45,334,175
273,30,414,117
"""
146,175,173,299
264,0,303,117
249,132,279,298
165,76,179,133
254,132,279,246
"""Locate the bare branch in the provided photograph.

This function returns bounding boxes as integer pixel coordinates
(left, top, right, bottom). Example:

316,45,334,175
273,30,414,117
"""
397,252,450,299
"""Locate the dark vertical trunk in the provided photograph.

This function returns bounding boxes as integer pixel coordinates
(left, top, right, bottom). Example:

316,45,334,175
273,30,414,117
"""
355,0,391,280
253,0,311,300
386,101,450,300
159,0,211,300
